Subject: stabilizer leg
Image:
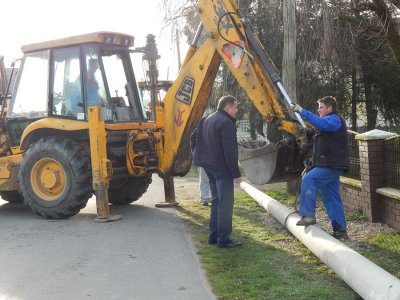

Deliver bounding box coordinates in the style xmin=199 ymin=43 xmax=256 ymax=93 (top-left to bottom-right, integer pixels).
xmin=155 ymin=176 xmax=179 ymax=208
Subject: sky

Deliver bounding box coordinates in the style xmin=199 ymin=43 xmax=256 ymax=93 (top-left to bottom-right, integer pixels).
xmin=1 ymin=0 xmax=185 ymax=80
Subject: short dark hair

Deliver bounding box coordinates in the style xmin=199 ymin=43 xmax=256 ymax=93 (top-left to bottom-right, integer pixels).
xmin=217 ymin=95 xmax=237 ymax=110
xmin=318 ymin=96 xmax=337 ymax=110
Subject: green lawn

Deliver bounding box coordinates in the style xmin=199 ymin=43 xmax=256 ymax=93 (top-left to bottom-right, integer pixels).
xmin=177 ymin=190 xmax=362 ymax=299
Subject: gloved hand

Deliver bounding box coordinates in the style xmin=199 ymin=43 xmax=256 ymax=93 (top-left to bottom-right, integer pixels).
xmin=292 ymin=103 xmax=303 ymax=113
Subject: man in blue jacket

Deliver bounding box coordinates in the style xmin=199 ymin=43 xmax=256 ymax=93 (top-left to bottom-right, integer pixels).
xmin=293 ymin=96 xmax=349 ymax=239
xmin=190 ymin=95 xmax=242 ymax=248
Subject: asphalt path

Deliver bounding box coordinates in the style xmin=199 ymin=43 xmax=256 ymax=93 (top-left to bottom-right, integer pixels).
xmin=0 ymin=175 xmax=215 ymax=300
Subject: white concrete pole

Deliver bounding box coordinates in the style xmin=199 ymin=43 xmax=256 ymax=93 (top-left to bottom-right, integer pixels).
xmin=240 ymin=181 xmax=400 ymax=300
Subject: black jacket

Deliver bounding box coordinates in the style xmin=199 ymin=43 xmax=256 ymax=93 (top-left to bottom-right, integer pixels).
xmin=313 ymin=114 xmax=349 ymax=171
xmin=190 ymin=110 xmax=241 ymax=179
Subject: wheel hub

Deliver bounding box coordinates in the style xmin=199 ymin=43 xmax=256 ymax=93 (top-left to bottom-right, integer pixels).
xmin=31 ymin=158 xmax=66 ymax=201
xmin=41 ymin=169 xmax=60 ymax=189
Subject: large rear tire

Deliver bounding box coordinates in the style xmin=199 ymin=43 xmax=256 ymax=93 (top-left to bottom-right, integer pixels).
xmin=0 ymin=191 xmax=24 ymax=203
xmin=108 ymin=175 xmax=152 ymax=205
xmin=19 ymin=136 xmax=92 ymax=219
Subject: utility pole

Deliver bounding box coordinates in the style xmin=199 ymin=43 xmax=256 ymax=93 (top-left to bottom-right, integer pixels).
xmin=282 ymin=0 xmax=299 ymax=195
xmin=282 ymin=0 xmax=297 ymax=102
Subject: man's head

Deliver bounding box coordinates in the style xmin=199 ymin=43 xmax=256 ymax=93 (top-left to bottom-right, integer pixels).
xmin=317 ymin=96 xmax=336 ymax=117
xmin=217 ymin=95 xmax=238 ymax=118
xmin=88 ymin=58 xmax=99 ymax=73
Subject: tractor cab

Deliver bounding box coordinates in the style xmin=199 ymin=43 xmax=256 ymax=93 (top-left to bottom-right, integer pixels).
xmin=5 ymin=32 xmax=149 ymax=146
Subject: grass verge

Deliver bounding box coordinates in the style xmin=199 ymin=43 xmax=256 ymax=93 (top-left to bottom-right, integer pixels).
xmin=177 ymin=189 xmax=363 ymax=299
xmin=263 ymin=189 xmax=400 ymax=279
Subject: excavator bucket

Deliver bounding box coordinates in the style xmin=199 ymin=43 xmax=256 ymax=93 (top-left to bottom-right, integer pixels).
xmin=238 ymin=139 xmax=304 ymax=185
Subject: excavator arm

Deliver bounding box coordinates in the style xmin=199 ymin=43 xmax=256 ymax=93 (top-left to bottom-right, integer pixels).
xmin=159 ymin=0 xmax=310 ymax=183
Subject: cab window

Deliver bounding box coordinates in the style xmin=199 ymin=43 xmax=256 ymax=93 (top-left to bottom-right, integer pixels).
xmin=51 ymin=47 xmax=84 ymax=119
xmin=8 ymin=51 xmax=49 ymax=119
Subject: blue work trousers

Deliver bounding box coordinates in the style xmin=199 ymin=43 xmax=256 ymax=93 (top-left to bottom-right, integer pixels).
xmin=299 ymin=167 xmax=347 ymax=232
xmin=204 ymin=168 xmax=234 ymax=245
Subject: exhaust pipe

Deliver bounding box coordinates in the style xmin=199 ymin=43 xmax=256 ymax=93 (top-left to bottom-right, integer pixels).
xmin=240 ymin=181 xmax=400 ymax=300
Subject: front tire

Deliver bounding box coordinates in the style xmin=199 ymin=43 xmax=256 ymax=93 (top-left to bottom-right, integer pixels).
xmin=19 ymin=136 xmax=92 ymax=219
xmin=108 ymin=175 xmax=152 ymax=205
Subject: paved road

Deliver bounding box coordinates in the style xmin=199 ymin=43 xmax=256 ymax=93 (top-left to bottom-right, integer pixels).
xmin=0 ymin=175 xmax=215 ymax=300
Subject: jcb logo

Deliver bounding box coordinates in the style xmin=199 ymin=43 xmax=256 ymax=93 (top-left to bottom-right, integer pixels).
xmin=175 ymin=77 xmax=194 ymax=104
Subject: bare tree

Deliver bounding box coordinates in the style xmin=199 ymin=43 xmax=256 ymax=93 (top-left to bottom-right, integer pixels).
xmin=349 ymin=0 xmax=400 ymax=64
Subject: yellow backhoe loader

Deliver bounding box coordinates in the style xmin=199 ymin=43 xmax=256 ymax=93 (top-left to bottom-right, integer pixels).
xmin=0 ymin=0 xmax=311 ymax=220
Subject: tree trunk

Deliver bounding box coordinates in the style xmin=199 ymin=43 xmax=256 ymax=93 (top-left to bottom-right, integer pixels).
xmin=364 ymin=77 xmax=378 ymax=131
xmin=351 ymin=62 xmax=358 ymax=132
xmin=361 ymin=63 xmax=378 ymax=131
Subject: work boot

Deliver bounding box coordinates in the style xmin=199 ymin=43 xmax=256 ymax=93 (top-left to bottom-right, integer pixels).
xmin=296 ymin=216 xmax=316 ymax=227
xmin=333 ymin=230 xmax=348 ymax=240
xmin=218 ymin=240 xmax=242 ymax=248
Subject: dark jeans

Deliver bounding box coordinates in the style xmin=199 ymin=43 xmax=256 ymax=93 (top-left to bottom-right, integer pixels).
xmin=204 ymin=168 xmax=234 ymax=245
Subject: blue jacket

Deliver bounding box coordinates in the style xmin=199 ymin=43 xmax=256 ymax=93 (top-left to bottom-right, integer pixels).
xmin=190 ymin=110 xmax=241 ymax=179
xmin=300 ymin=109 xmax=342 ymax=132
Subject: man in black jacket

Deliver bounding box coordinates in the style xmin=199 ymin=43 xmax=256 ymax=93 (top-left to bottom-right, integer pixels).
xmin=190 ymin=95 xmax=242 ymax=248
xmin=293 ymin=96 xmax=349 ymax=239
